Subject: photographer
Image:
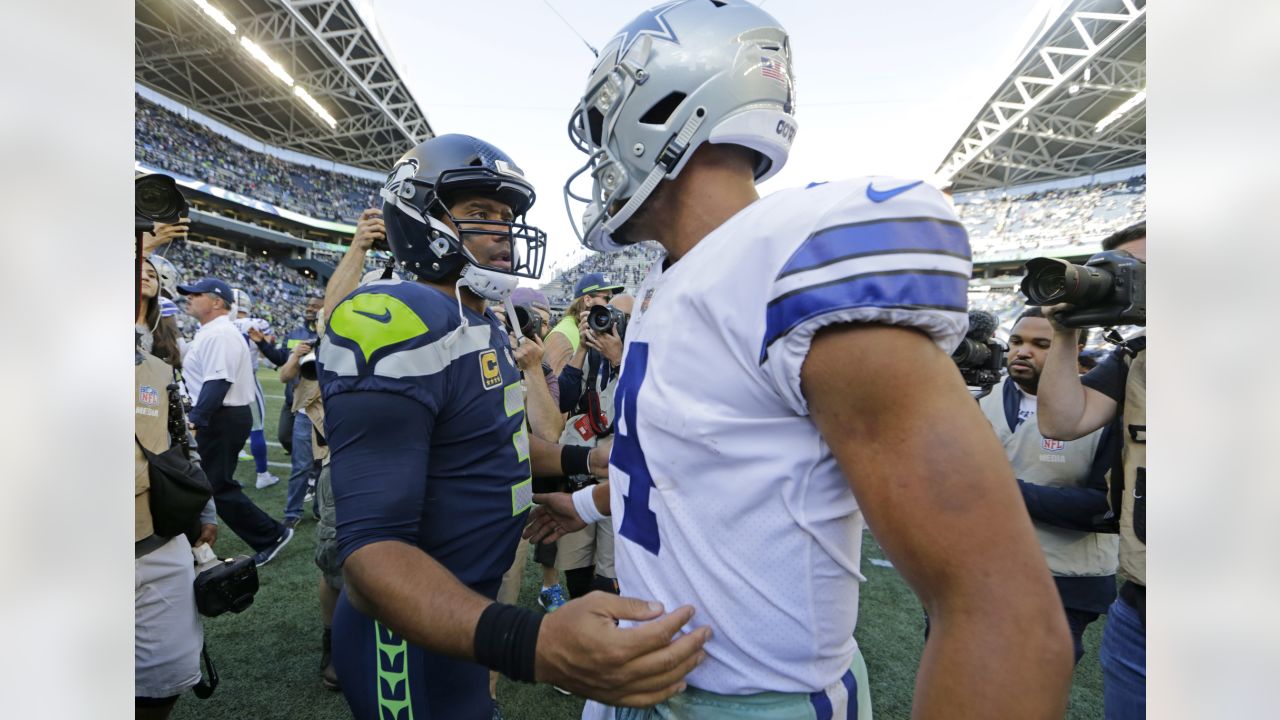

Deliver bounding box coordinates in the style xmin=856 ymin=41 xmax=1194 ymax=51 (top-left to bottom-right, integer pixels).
xmin=977 ymin=307 xmax=1118 ymax=666
xmin=550 ymin=294 xmax=633 ymax=601
xmin=542 ymin=272 xmax=623 ymax=375
xmin=1035 ymin=222 xmax=1146 ymax=719
xmin=135 ymin=260 xmax=215 ymax=717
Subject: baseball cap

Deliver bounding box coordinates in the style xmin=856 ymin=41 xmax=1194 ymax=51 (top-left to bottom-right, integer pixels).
xmin=573 ymin=272 xmax=624 ymax=299
xmin=510 ymin=287 xmax=550 ymax=311
xmin=177 ymin=277 xmax=235 ymax=307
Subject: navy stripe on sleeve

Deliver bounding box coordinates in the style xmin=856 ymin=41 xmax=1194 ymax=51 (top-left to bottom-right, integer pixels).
xmin=760 ymin=269 xmax=968 ymax=362
xmin=777 ymin=217 xmax=970 ymax=280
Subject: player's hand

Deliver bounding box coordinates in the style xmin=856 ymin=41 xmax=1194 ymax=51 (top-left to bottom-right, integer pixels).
xmin=535 ymin=594 xmax=709 ymax=707
xmin=584 ymin=327 xmax=623 ymax=367
xmin=524 ymin=492 xmax=585 ymax=544
xmin=588 ymin=439 xmax=612 ymax=478
xmin=195 ymin=523 xmax=217 ymax=548
xmin=352 ymin=208 xmax=385 ymax=250
xmin=292 ymin=341 xmax=313 ymax=358
xmin=510 ymin=332 xmax=544 ymax=373
xmin=247 ymin=327 xmax=266 ymax=343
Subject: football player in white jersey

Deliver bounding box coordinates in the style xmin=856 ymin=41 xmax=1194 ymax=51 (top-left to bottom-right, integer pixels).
xmin=530 ymin=2 xmax=1073 ymax=718
xmin=232 ymin=288 xmax=281 ymax=490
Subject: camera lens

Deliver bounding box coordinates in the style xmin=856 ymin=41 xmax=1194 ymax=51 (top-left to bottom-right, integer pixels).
xmin=135 ymin=174 xmax=189 ymax=223
xmin=587 ymin=305 xmax=614 ymax=333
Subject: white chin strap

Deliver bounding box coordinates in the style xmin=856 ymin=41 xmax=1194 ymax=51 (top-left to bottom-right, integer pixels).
xmin=457 ymin=263 xmax=519 ymax=302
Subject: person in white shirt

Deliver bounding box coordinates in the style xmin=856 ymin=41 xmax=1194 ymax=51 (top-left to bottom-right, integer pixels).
xmin=231 ymin=287 xmax=282 ymax=490
xmin=179 ymin=277 xmax=293 ymax=567
xmin=527 ymin=2 xmax=1073 ymax=718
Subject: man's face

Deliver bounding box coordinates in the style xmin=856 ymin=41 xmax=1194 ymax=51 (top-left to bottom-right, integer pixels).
xmin=185 ymin=292 xmax=217 ymax=321
xmin=1114 ymin=236 xmax=1146 ymax=262
xmin=446 ymin=195 xmax=516 ymax=271
xmin=582 ymin=291 xmax=612 ymax=309
xmin=1006 ymin=316 xmax=1057 ymax=392
xmin=533 ymin=307 xmax=552 ymax=338
xmin=304 ymin=298 xmax=323 ymax=322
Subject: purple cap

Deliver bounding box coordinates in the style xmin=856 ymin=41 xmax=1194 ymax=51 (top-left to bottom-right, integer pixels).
xmin=510 ymin=287 xmax=550 ymax=310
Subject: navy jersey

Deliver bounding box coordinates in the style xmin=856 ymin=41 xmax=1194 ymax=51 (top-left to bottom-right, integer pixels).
xmin=317 ymin=279 xmax=531 ymax=592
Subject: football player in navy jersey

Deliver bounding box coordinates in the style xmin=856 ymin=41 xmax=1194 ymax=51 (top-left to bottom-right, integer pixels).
xmin=530 ymin=1 xmax=1074 ymax=718
xmin=317 ymin=135 xmax=708 ymax=720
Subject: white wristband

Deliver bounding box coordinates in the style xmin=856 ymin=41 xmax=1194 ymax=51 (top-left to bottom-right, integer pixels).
xmin=571 ymin=485 xmax=606 ymax=526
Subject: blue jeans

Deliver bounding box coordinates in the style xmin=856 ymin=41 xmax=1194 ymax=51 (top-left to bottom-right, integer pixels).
xmin=1100 ymin=595 xmax=1146 ymax=719
xmin=284 ymin=412 xmax=314 ymax=522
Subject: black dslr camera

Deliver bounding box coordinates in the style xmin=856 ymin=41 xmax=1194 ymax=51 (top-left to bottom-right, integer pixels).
xmin=1020 ymin=250 xmax=1146 ymax=328
xmin=952 ymin=310 xmax=1007 ymax=397
xmin=194 ymin=557 xmax=260 ymax=617
xmin=503 ymin=303 xmax=544 ymax=339
xmin=587 ymin=304 xmax=628 ymax=341
xmin=135 ymin=173 xmax=189 ymax=231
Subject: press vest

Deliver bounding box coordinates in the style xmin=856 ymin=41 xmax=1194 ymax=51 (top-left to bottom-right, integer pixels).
xmin=979 ymin=380 xmax=1118 ymax=578
xmin=1118 ymin=349 xmax=1146 ymax=585
xmin=134 ymin=352 xmax=174 ymax=542
xmin=548 ymin=314 xmax=581 ymax=354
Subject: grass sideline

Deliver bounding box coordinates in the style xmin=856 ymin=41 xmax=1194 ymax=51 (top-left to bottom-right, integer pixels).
xmin=173 ymin=370 xmax=1105 ymax=720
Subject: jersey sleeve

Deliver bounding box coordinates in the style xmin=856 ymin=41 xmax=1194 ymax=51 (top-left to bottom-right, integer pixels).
xmin=316 ymin=280 xmax=466 ymax=411
xmin=758 ymin=180 xmax=971 ymax=415
xmin=317 ymin=281 xmax=460 ymax=561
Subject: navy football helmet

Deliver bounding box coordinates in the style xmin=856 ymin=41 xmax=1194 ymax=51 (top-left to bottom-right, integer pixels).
xmin=381 ymin=134 xmax=547 ymax=300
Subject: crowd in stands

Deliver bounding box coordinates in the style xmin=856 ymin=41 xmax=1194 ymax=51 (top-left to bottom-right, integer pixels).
xmin=538 ymin=242 xmax=664 ymax=307
xmin=954 ymin=175 xmax=1146 ymax=258
xmin=159 ymin=241 xmax=323 ymax=339
xmin=136 ymin=96 xmax=381 ymax=224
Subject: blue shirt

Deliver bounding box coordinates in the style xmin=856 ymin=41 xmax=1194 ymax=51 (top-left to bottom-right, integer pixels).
xmin=317 ymin=280 xmax=531 ymax=592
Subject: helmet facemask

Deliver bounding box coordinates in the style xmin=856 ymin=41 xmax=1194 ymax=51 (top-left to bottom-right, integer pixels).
xmin=382 ymin=159 xmax=547 ymax=298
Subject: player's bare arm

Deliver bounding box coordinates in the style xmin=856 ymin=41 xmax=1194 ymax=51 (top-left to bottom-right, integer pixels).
xmin=344 ymin=538 xmax=707 ymax=707
xmin=1036 ymin=303 xmax=1118 ymax=440
xmin=803 ymin=323 xmax=1073 ymax=719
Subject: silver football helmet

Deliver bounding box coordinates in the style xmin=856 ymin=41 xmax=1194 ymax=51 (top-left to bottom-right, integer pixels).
xmin=565 ymin=0 xmax=797 ymax=252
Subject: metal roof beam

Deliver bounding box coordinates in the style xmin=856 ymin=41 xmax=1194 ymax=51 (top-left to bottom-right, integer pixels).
xmin=936 ymin=0 xmax=1145 ymax=185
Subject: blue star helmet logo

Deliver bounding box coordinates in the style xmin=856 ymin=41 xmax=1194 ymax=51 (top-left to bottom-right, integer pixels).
xmin=612 ymin=1 xmax=683 ymax=62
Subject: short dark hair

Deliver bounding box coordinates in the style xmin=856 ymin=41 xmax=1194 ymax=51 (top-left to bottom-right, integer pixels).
xmin=1101 ymin=221 xmax=1145 ymax=251
xmin=1014 ymin=306 xmax=1087 ymax=346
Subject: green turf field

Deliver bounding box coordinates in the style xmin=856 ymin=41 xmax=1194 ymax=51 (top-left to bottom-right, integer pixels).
xmin=173 ymin=369 xmax=1105 ymax=720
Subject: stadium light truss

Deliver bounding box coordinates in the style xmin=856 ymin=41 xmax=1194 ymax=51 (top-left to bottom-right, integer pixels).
xmin=1095 ymin=89 xmax=1145 ymax=132
xmin=190 ymin=0 xmax=235 ymax=34
xmin=183 ymin=0 xmax=341 ymax=132
xmin=936 ymin=0 xmax=1146 ymax=190
xmin=138 ymin=0 xmax=430 ymax=168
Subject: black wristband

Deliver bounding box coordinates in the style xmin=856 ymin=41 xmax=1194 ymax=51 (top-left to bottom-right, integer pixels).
xmin=473 ymin=603 xmax=543 ymax=683
xmin=561 ymin=445 xmax=592 ymax=477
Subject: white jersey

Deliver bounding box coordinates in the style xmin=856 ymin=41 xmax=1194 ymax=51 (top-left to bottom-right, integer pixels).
xmin=233 ymin=317 xmax=272 ymax=366
xmin=608 ymin=177 xmax=970 ymax=695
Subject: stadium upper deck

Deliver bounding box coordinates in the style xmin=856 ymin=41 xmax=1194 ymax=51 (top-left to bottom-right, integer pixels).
xmin=135 ymin=0 xmax=430 ymax=170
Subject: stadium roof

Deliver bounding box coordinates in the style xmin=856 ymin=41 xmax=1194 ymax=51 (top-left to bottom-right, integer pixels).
xmin=135 ymin=0 xmax=432 ymax=170
xmin=936 ymin=0 xmax=1145 ymax=192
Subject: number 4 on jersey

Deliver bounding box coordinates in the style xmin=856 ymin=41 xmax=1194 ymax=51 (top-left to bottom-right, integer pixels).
xmin=614 ymin=342 xmax=660 ymax=555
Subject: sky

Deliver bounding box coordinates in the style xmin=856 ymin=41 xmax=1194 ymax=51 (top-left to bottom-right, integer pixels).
xmin=349 ymin=0 xmax=1064 ymax=280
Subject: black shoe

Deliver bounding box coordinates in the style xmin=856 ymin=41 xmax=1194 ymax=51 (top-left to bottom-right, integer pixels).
xmin=253 ymin=526 xmax=294 ymax=567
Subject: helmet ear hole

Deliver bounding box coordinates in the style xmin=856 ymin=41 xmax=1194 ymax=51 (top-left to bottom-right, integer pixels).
xmin=639 ymin=92 xmax=687 ymax=126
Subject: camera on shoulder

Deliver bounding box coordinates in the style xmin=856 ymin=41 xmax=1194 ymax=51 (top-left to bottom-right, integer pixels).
xmin=1020 ymin=250 xmax=1146 ymax=328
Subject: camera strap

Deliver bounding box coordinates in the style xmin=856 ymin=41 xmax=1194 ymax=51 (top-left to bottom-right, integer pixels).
xmin=191 ymin=642 xmax=219 ymax=699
